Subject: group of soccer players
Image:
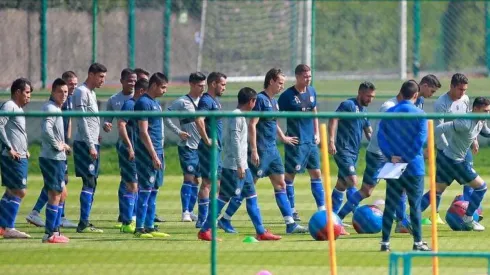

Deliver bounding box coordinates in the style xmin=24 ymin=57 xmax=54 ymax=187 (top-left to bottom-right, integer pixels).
xmin=0 ymin=63 xmax=487 ymax=247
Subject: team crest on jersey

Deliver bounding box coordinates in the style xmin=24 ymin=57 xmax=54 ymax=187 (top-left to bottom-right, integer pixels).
xmin=61 ymin=181 xmax=66 ymax=188
xmin=276 ymin=103 xmax=279 ymax=110
xmin=22 ymin=178 xmax=27 ymax=186
xmin=187 ymin=165 xmax=194 ymax=172
xmin=349 ymin=166 xmax=355 ymax=173
xmin=355 ymin=106 xmax=360 ymax=113
xmin=149 ymin=176 xmax=155 ymax=183
xmin=310 ymin=96 xmax=314 ymax=103
xmin=235 ymin=188 xmax=241 ymax=196
xmin=471 ymin=168 xmax=476 ymax=173
xmin=257 ymin=170 xmax=263 ymax=177
xmin=89 ymin=164 xmax=95 ymax=172
xmin=294 ymin=96 xmax=301 ymax=104
xmin=295 ymin=164 xmax=301 ymax=171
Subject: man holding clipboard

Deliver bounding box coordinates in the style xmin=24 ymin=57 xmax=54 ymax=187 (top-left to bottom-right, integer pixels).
xmin=377 ymin=80 xmax=431 ymax=252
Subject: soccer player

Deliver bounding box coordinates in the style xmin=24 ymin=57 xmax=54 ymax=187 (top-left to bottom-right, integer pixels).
xmin=117 ymin=78 xmax=148 ymax=233
xmin=73 ymin=62 xmax=106 ymax=233
xmin=27 ymin=71 xmax=79 ymax=228
xmin=277 ymin=64 xmax=325 ymax=221
xmin=419 ymin=97 xmax=490 ymax=231
xmin=195 ymin=72 xmax=226 ymax=228
xmin=336 ymin=75 xmax=441 ymax=232
xmin=102 ymin=68 xmax=137 ymax=225
xmin=218 ymin=68 xmax=308 ymax=234
xmin=197 ymin=87 xmax=281 ymax=241
xmin=39 ymin=78 xmax=71 ymax=243
xmin=0 ymin=78 xmax=32 ymax=238
xmin=164 ymin=72 xmax=206 ymax=222
xmin=328 ymin=82 xmax=375 ymax=222
xmin=135 ymin=68 xmax=150 ymax=81
xmin=378 ymin=80 xmax=430 ymax=252
xmin=133 ymin=72 xmax=170 ymax=238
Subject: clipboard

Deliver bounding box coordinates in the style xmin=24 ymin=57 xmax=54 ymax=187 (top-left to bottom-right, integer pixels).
xmin=377 ymin=163 xmax=408 ymax=179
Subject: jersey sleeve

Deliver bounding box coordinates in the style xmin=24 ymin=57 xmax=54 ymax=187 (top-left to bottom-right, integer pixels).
xmin=105 ymin=96 xmax=114 ymax=124
xmin=310 ymin=88 xmax=317 ymax=109
xmin=253 ymin=96 xmax=265 ymax=111
xmin=0 ymin=103 xmax=13 ymax=150
xmin=336 ymin=100 xmax=354 ymax=112
xmin=453 ymin=119 xmax=471 ymax=132
xmin=197 ymin=97 xmax=213 ymax=111
xmin=134 ymin=99 xmax=152 ymax=121
xmin=164 ymin=98 xmax=185 ymax=136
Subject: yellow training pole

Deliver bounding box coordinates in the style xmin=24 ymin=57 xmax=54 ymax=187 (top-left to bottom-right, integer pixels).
xmin=320 ymin=123 xmax=337 ymax=275
xmin=427 ymin=120 xmax=439 ymax=275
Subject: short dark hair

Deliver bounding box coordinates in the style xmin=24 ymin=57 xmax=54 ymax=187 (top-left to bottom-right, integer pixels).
xmin=473 ymin=96 xmax=490 ymax=109
xmin=264 ymin=68 xmax=285 ymax=89
xmin=134 ymin=68 xmax=150 ymax=77
xmin=120 ymin=68 xmax=136 ymax=80
xmin=294 ymin=64 xmax=311 ymax=75
xmin=420 ymin=74 xmax=441 ymax=88
xmin=149 ymin=72 xmax=168 ymax=87
xmin=399 ymin=80 xmax=420 ymax=100
xmin=88 ymin=62 xmax=107 ymax=74
xmin=10 ymin=78 xmax=33 ymax=95
xmin=61 ymin=71 xmax=77 ymax=80
xmin=450 ymin=73 xmax=468 ymax=87
xmin=189 ymin=72 xmax=206 ymax=84
xmin=237 ymin=87 xmax=257 ymax=106
xmin=358 ymin=81 xmax=375 ymax=92
xmin=135 ymin=78 xmax=149 ymax=92
xmin=51 ymin=78 xmax=67 ymax=92
xmin=207 ymin=72 xmax=227 ymax=85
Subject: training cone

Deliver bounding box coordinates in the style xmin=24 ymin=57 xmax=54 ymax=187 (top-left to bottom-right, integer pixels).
xmin=421 ymin=218 xmax=432 ymax=225
xmin=243 ymin=236 xmax=259 ymax=243
xmin=256 ymin=270 xmax=272 ymax=275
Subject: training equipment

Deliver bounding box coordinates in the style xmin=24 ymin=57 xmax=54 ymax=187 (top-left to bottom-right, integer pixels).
xmin=452 ymin=194 xmax=483 ymax=219
xmin=445 ymin=200 xmax=480 ymax=231
xmin=308 ymin=210 xmax=342 ymax=241
xmin=352 ymin=205 xmax=383 ymax=234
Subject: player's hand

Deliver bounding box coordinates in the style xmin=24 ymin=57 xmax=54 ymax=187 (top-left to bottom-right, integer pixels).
xmin=204 ymin=137 xmax=212 ymax=146
xmin=26 ymin=151 xmax=30 ymax=159
xmin=152 ymin=155 xmax=162 ymax=169
xmin=472 ymin=140 xmax=479 ymax=154
xmin=63 ymin=144 xmax=71 ymax=153
xmin=98 ymin=136 xmax=102 ymax=143
xmin=283 ymin=136 xmax=299 ymax=146
xmin=237 ymin=167 xmax=245 ymax=179
xmin=179 ymin=131 xmax=191 ymax=141
xmin=391 ymin=156 xmax=402 ymax=164
xmin=328 ymin=141 xmax=336 ymax=155
xmin=8 ymin=149 xmax=21 ymax=161
xmin=314 ymin=134 xmax=320 ymax=145
xmin=89 ymin=147 xmax=98 ymax=160
xmin=128 ymin=148 xmax=135 ymax=161
xmin=103 ymin=122 xmax=112 ymax=133
xmin=251 ymin=150 xmax=260 ymax=167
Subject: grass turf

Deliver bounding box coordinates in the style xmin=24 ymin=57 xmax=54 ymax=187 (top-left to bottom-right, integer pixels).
xmin=1 ymin=145 xmax=490 ymax=274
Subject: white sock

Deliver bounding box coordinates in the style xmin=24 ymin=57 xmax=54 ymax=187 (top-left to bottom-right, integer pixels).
xmin=318 ymin=206 xmax=326 ymax=211
xmin=284 ymin=216 xmax=295 ymax=224
xmin=223 ymin=213 xmax=232 ymax=220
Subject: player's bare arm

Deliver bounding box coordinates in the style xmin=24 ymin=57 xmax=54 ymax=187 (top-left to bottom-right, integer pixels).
xmin=138 ymin=120 xmax=161 ymax=169
xmin=327 ymin=117 xmax=338 ymax=155
xmin=248 ymin=117 xmax=260 ymax=166
xmin=364 ymin=126 xmax=373 ymax=141
xmin=313 ymin=107 xmax=320 ymax=144
xmin=117 ymin=119 xmax=134 ymax=161
xmin=276 ymin=122 xmax=298 ymax=145
xmin=195 ymin=117 xmax=211 ymax=146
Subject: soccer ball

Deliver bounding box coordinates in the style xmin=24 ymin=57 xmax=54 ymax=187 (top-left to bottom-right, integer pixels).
xmin=452 ymin=194 xmax=483 ymax=219
xmin=308 ymin=210 xmax=342 ymax=241
xmin=352 ymin=205 xmax=383 ymax=234
xmin=445 ymin=199 xmax=480 ymax=231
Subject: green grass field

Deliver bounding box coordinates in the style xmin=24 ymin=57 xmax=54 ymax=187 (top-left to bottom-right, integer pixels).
xmin=1 ymin=145 xmax=490 ymax=275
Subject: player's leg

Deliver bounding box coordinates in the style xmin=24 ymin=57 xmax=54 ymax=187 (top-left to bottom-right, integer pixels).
xmin=134 ymin=157 xmax=153 ymax=238
xmin=196 ymin=144 xmax=213 ymax=227
xmin=460 ymin=164 xmax=486 ymax=231
xmin=60 ymin=160 xmax=76 ymax=228
xmin=0 ymin=157 xmax=30 ymax=238
xmin=403 ymin=175 xmax=430 ymax=251
xmin=26 ymin=186 xmax=47 ymax=227
xmin=284 ymin=143 xmax=308 ymax=221
xmin=189 ymin=176 xmax=200 ymax=220
xmin=331 ymin=153 xmax=357 ymax=214
xmin=144 ymin=154 xmax=170 ymax=238
xmin=421 ymin=153 xmax=454 ymax=213
xmin=119 ymin=151 xmax=138 ymax=233
xmin=380 ymin=178 xmax=403 ymax=252
xmin=463 ymin=150 xmax=474 ymax=201
xmin=306 ymin=144 xmax=326 ymax=211
xmin=179 ymin=146 xmax=200 ymax=222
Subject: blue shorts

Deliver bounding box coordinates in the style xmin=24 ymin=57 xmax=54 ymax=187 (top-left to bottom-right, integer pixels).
xmin=136 ymin=153 xmax=164 ymax=189
xmin=64 ymin=160 xmax=68 ymax=175
xmin=0 ymin=156 xmax=28 ymax=190
xmin=465 ymin=150 xmax=473 ymax=166
xmin=436 ymin=151 xmax=477 ymax=185
xmin=178 ymin=146 xmax=200 ymax=177
xmin=73 ymin=141 xmax=100 ymax=178
xmin=220 ymin=168 xmax=256 ymax=199
xmin=284 ymin=143 xmax=320 ymax=174
xmin=334 ymin=153 xmax=358 ymax=179
xmin=198 ymin=142 xmax=222 ymax=180
xmin=117 ymin=143 xmax=137 ymax=183
xmin=248 ymin=146 xmax=285 ymax=178
xmin=362 ymin=151 xmax=386 ymax=186
xmin=39 ymin=157 xmax=66 ymax=193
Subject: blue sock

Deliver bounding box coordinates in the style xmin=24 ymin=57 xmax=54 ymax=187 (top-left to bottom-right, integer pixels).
xmin=33 ymin=187 xmax=48 ymax=213
xmin=338 ymin=190 xmax=363 ymax=219
xmin=224 ymin=195 xmax=243 ymax=219
xmin=198 ymin=198 xmax=210 ymax=222
xmin=467 ymin=183 xmax=487 ymax=216
xmin=420 ymin=191 xmax=442 ymax=212
xmin=181 ymin=181 xmax=192 ymax=213
xmin=6 ymin=195 xmax=22 ymax=228
xmin=0 ymin=193 xmax=10 ymax=227
xmin=45 ymin=204 xmax=59 ymax=234
xmin=57 ymin=202 xmax=64 ymax=229
xmin=311 ymin=178 xmax=325 ymax=209
xmin=332 ymin=188 xmax=344 ymax=214
xmin=136 ymin=189 xmax=151 ymax=229
xmin=285 ymin=180 xmax=295 ymax=210
xmin=274 ymin=189 xmax=293 ymax=222
xmin=246 ymin=195 xmax=265 ymax=235
xmin=346 ymin=187 xmax=357 ymax=201
xmin=79 ymin=187 xmax=94 ymax=223
xmin=133 ymin=192 xmax=138 ymax=218
xmin=144 ymin=189 xmax=158 ymax=229
xmin=395 ymin=193 xmax=408 ymax=221
xmin=118 ymin=181 xmax=125 ymax=220
xmin=201 ymin=196 xmax=227 ymax=231
xmin=189 ymin=184 xmax=199 ymax=213
xmin=463 ymin=185 xmax=474 ymax=201
xmin=120 ymin=187 xmax=135 ymax=224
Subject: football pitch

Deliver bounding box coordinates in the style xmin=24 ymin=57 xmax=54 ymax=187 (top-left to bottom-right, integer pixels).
xmin=1 ymin=146 xmax=490 ymax=275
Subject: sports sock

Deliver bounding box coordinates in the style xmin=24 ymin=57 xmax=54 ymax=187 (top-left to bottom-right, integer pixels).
xmin=311 ymin=178 xmax=325 ymax=209
xmin=285 ymin=180 xmax=295 ymax=210
xmin=79 ymin=187 xmax=94 ymax=223
xmin=136 ymin=189 xmax=151 ymax=229
xmin=395 ymin=192 xmax=408 ymax=221
xmin=117 ymin=181 xmax=125 ymax=220
xmin=467 ymin=183 xmax=487 ymax=216
xmin=420 ymin=191 xmax=442 ymax=212
xmin=201 ymin=196 xmax=227 ymax=232
xmin=198 ymin=198 xmax=210 ymax=222
xmin=274 ymin=188 xmax=294 ymax=224
xmin=463 ymin=185 xmax=474 ymax=201
xmin=5 ymin=194 xmax=21 ymax=228
xmin=121 ymin=187 xmax=135 ymax=224
xmin=144 ymin=189 xmax=158 ymax=229
xmin=338 ymin=190 xmax=363 ymax=219
xmin=181 ymin=181 xmax=192 ymax=213
xmin=245 ymin=195 xmax=265 ymax=235
xmin=189 ymin=183 xmax=199 ymax=212
xmin=33 ymin=187 xmax=48 ymax=213
xmin=132 ymin=192 xmax=138 ymax=218
xmin=0 ymin=193 xmax=10 ymax=227
xmin=45 ymin=204 xmax=59 ymax=234
xmin=331 ymin=188 xmax=345 ymax=213
xmin=57 ymin=202 xmax=64 ymax=229
xmin=224 ymin=195 xmax=243 ymax=220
